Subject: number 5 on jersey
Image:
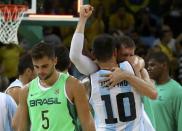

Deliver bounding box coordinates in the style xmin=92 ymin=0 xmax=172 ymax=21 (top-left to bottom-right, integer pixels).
xmin=41 ymin=110 xmax=49 ymax=129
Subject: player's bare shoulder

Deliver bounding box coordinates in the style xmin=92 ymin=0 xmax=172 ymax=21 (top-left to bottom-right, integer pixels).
xmin=81 ymin=77 xmax=91 ymax=89
xmin=19 ymin=84 xmax=29 ymax=99
xmin=66 ymin=75 xmax=82 ymax=88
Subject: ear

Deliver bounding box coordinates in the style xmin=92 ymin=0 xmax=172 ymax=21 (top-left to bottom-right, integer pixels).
xmin=24 ymin=68 xmax=32 ymax=75
xmin=162 ymin=62 xmax=168 ymax=69
xmin=91 ymin=50 xmax=96 ymax=60
xmin=54 ymin=57 xmax=57 ymax=65
xmin=113 ymin=48 xmax=117 ymax=58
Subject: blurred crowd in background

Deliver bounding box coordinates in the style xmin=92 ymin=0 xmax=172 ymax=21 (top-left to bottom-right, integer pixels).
xmin=0 ymin=0 xmax=182 ymax=91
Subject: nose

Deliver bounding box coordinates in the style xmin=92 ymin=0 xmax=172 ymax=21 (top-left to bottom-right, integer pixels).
xmin=147 ymin=65 xmax=152 ymax=72
xmin=36 ymin=67 xmax=44 ymax=75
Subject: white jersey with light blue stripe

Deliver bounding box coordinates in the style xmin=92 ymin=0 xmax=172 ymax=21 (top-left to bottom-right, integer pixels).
xmin=5 ymin=79 xmax=23 ymax=94
xmin=90 ymin=61 xmax=154 ymax=131
xmin=0 ymin=93 xmax=17 ymax=131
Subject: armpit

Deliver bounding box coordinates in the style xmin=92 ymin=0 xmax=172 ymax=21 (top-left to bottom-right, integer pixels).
xmin=81 ymin=77 xmax=91 ymax=89
xmin=81 ymin=77 xmax=91 ymax=98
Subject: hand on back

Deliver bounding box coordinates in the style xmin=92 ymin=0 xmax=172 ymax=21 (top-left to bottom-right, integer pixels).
xmin=99 ymin=67 xmax=129 ymax=87
xmin=99 ymin=56 xmax=145 ymax=87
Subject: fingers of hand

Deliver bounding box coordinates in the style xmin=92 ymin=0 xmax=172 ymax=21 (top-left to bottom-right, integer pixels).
xmin=111 ymin=67 xmax=116 ymax=72
xmin=84 ymin=5 xmax=93 ymax=12
xmin=110 ymin=80 xmax=116 ymax=87
xmin=89 ymin=6 xmax=94 ymax=11
xmin=100 ymin=73 xmax=111 ymax=77
xmin=98 ymin=77 xmax=110 ymax=83
xmin=102 ymin=79 xmax=113 ymax=88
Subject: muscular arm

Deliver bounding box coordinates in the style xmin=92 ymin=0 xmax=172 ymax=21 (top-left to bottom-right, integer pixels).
xmin=81 ymin=77 xmax=91 ymax=99
xmin=17 ymin=86 xmax=30 ymax=131
xmin=124 ymin=57 xmax=157 ymax=99
xmin=6 ymin=87 xmax=21 ymax=104
xmin=66 ymin=77 xmax=95 ymax=131
xmin=101 ymin=62 xmax=157 ymax=99
xmin=12 ymin=105 xmax=20 ymax=130
xmin=133 ymin=68 xmax=157 ymax=99
xmin=123 ymin=70 xmax=157 ymax=99
xmin=69 ymin=5 xmax=98 ymax=75
xmin=127 ymin=56 xmax=145 ymax=78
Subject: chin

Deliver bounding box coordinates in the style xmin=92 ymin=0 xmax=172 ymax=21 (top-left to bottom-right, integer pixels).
xmin=39 ymin=76 xmax=45 ymax=80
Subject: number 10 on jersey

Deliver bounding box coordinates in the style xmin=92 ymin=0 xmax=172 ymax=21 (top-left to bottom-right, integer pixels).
xmin=101 ymin=92 xmax=136 ymax=124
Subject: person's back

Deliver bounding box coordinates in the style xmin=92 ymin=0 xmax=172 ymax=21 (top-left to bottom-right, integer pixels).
xmin=90 ymin=61 xmax=144 ymax=130
xmin=88 ymin=34 xmax=154 ymax=131
xmin=0 ymin=92 xmax=17 ymax=131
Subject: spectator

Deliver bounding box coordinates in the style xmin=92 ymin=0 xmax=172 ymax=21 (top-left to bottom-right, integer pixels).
xmin=145 ymin=51 xmax=182 ymax=131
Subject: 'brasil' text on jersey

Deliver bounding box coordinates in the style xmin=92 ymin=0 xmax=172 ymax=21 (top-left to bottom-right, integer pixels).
xmin=29 ymin=98 xmax=61 ymax=107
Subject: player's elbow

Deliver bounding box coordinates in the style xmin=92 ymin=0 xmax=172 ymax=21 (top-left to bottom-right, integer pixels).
xmin=12 ymin=117 xmax=18 ymax=130
xmin=69 ymin=54 xmax=92 ymax=75
xmin=82 ymin=119 xmax=96 ymax=131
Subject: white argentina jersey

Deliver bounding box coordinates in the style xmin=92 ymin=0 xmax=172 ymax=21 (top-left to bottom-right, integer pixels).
xmin=0 ymin=93 xmax=17 ymax=131
xmin=90 ymin=61 xmax=149 ymax=131
xmin=5 ymin=79 xmax=23 ymax=94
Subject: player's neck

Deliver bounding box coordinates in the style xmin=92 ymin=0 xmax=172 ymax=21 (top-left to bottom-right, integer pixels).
xmin=19 ymin=75 xmax=29 ymax=85
xmin=97 ymin=59 xmax=118 ymax=70
xmin=156 ymin=71 xmax=171 ymax=85
xmin=40 ymin=71 xmax=59 ymax=87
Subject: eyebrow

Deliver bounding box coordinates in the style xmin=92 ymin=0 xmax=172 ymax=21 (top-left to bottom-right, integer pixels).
xmin=34 ymin=64 xmax=49 ymax=68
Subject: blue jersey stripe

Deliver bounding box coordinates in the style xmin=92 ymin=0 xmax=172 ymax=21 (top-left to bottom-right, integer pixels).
xmin=0 ymin=93 xmax=16 ymax=131
xmin=98 ymin=70 xmax=117 ymax=130
xmin=119 ymin=62 xmax=134 ymax=131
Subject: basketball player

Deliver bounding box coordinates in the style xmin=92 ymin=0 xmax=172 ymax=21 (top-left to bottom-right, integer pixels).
xmin=82 ymin=34 xmax=155 ymax=130
xmin=17 ymin=42 xmax=95 ymax=131
xmin=70 ymin=5 xmax=157 ymax=99
xmin=5 ymin=53 xmax=35 ymax=104
xmin=0 ymin=54 xmax=16 ymax=131
xmin=54 ymin=45 xmax=71 ymax=73
xmin=0 ymin=92 xmax=17 ymax=131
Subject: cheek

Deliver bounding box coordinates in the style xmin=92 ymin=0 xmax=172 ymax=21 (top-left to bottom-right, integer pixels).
xmin=152 ymin=67 xmax=161 ymax=75
xmin=34 ymin=68 xmax=38 ymax=73
xmin=32 ymin=71 xmax=36 ymax=77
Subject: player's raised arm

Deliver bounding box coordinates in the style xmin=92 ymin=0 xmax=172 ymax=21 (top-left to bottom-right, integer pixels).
xmin=69 ymin=5 xmax=98 ymax=75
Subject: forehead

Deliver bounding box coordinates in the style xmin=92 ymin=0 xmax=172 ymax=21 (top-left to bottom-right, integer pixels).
xmin=32 ymin=56 xmax=53 ymax=64
xmin=119 ymin=47 xmax=135 ymax=53
xmin=147 ymin=59 xmax=160 ymax=65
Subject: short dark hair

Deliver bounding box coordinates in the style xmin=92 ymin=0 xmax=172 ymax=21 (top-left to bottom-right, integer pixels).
xmin=31 ymin=42 xmax=55 ymax=60
xmin=55 ymin=45 xmax=70 ymax=71
xmin=147 ymin=51 xmax=170 ymax=67
xmin=18 ymin=53 xmax=34 ymax=75
xmin=92 ymin=34 xmax=116 ymax=62
xmin=116 ymin=35 xmax=136 ymax=49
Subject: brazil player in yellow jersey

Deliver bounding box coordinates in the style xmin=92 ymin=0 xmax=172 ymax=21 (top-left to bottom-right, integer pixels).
xmin=17 ymin=42 xmax=95 ymax=131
